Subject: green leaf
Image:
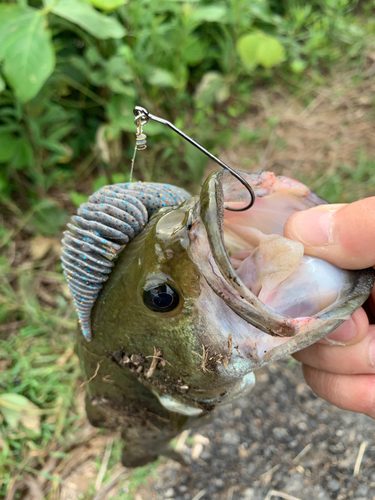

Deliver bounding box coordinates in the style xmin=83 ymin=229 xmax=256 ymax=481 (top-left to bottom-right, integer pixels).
xmin=190 ymin=5 xmax=227 ymax=23
xmin=45 ymin=0 xmax=126 ymax=40
xmin=117 ymin=44 xmax=134 ymax=63
xmin=0 ymin=393 xmax=41 ymax=434
xmin=85 ymin=46 xmax=103 ymax=65
xmin=0 ymin=5 xmax=55 ymax=102
xmin=0 ymin=75 xmax=5 ymax=94
xmin=11 ymin=137 xmax=34 ymax=169
xmin=69 ymin=191 xmax=88 ymax=207
xmin=290 ymin=59 xmax=307 ymax=74
xmin=256 ymin=36 xmax=285 ymax=68
xmin=184 ymin=36 xmax=205 ymax=65
xmin=92 ymin=176 xmax=109 ymax=192
xmin=236 ymin=32 xmax=285 ymax=70
xmin=87 ymin=0 xmax=127 ymax=10
xmin=70 ymin=55 xmax=92 ymax=79
xmin=147 ymin=68 xmax=177 ymax=88
xmin=194 ymin=72 xmax=229 ymax=106
xmin=107 ymin=94 xmax=135 ymax=132
xmin=0 ymin=5 xmax=26 ymax=59
xmin=29 ymin=200 xmax=68 ymax=236
xmin=236 ymin=33 xmax=262 ymax=70
xmin=0 ymin=133 xmax=19 ymax=163
xmin=108 ymin=80 xmax=136 ymax=95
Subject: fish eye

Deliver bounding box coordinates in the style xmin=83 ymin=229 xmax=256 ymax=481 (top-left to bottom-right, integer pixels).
xmin=143 ymin=284 xmax=180 ymax=312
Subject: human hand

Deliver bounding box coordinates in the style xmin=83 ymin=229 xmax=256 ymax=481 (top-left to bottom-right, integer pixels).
xmin=284 ymin=197 xmax=375 ymax=418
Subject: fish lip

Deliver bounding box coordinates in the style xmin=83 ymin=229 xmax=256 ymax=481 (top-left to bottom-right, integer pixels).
xmin=199 ymin=170 xmax=298 ymax=337
xmin=199 ymin=169 xmax=375 ymax=339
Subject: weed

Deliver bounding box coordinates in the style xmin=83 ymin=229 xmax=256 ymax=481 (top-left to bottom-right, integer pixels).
xmin=300 ymin=150 xmax=375 ymax=203
xmin=121 ymin=460 xmax=162 ymax=500
xmin=0 ymin=244 xmax=81 ymax=497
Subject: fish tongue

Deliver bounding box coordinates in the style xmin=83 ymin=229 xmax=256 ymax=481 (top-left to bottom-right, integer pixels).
xmin=235 ymin=233 xmax=304 ymax=300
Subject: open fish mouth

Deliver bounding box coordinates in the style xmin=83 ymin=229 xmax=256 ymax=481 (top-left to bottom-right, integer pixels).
xmin=68 ymin=171 xmax=374 ymax=417
xmin=151 ymin=170 xmax=375 ymax=414
xmin=190 ymin=170 xmax=374 ymax=365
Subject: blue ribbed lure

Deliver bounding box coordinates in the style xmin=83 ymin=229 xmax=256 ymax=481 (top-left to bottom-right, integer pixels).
xmin=61 ymin=182 xmax=190 ymax=340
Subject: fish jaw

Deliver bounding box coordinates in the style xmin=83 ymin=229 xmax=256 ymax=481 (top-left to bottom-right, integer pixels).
xmin=189 ymin=170 xmax=374 ymax=371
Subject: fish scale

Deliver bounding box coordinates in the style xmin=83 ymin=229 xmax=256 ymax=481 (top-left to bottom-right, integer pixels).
xmin=61 ymin=181 xmax=190 ymax=340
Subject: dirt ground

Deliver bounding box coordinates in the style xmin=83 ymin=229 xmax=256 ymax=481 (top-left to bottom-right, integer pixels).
xmin=13 ymin=68 xmax=375 ymax=500
xmin=129 ymin=359 xmax=375 ymax=500
xmin=56 ymin=360 xmax=375 ymax=500
xmin=214 ymin=69 xmax=375 ymax=183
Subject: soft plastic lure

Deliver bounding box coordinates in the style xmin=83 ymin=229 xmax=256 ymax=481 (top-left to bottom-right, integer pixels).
xmin=61 ymin=182 xmax=190 ymax=340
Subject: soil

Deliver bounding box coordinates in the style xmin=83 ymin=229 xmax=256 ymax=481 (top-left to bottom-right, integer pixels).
xmin=131 ymin=359 xmax=375 ymax=500
xmin=204 ymin=68 xmax=375 ymax=204
xmin=10 ymin=67 xmax=375 ymax=500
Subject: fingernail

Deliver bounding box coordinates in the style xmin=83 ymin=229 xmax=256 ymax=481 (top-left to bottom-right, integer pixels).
xmin=289 ymin=209 xmax=333 ymax=246
xmin=325 ymin=318 xmax=356 ymax=344
xmin=369 ymin=338 xmax=375 ymax=368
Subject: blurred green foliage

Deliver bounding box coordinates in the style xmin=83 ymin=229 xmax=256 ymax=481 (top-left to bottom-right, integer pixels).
xmin=0 ymin=0 xmax=369 ymax=220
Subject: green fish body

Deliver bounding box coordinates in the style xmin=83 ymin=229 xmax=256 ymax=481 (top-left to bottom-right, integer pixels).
xmin=65 ymin=171 xmax=374 ymax=466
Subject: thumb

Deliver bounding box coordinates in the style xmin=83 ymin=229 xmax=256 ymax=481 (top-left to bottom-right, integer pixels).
xmin=284 ymin=197 xmax=375 ymax=270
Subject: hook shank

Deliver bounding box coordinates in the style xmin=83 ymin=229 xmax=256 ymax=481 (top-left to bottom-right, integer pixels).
xmin=133 ymin=106 xmax=256 ymax=212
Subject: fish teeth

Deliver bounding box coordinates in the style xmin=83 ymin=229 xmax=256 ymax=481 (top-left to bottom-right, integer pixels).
xmin=61 ymin=182 xmax=190 ymax=341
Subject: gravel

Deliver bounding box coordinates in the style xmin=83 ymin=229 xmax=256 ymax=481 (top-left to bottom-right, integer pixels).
xmin=134 ymin=358 xmax=375 ymax=500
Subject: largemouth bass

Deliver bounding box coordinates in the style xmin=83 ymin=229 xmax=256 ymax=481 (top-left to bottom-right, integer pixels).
xmin=63 ymin=170 xmax=374 ymax=467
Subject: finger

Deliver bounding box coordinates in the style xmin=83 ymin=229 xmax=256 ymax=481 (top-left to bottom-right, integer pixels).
xmin=318 ymin=307 xmax=368 ymax=345
xmin=302 ymin=365 xmax=375 ymax=418
xmin=294 ymin=325 xmax=375 ymax=375
xmin=284 ymin=197 xmax=375 ymax=269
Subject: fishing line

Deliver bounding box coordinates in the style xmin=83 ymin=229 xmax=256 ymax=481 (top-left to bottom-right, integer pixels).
xmin=129 ymin=143 xmax=137 ymax=184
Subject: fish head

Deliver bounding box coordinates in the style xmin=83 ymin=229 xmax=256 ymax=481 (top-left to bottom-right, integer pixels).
xmin=85 ymin=171 xmax=373 ymax=415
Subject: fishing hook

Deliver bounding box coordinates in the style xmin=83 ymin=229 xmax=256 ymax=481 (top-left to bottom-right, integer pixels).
xmin=133 ymin=106 xmax=255 ymax=212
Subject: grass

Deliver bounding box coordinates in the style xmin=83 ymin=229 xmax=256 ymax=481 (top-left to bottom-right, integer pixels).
xmin=300 ymin=152 xmax=375 ymax=204
xmin=0 ymin=214 xmax=170 ymax=498
xmin=0 ymin=256 xmax=80 ymax=497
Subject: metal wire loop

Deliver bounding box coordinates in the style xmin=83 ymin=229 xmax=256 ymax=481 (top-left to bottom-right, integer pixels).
xmin=134 ymin=110 xmax=149 ymax=127
xmin=133 ymin=106 xmax=255 ymax=212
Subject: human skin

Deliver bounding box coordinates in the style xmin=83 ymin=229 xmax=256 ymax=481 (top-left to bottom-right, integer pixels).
xmin=284 ymin=197 xmax=375 ymax=418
